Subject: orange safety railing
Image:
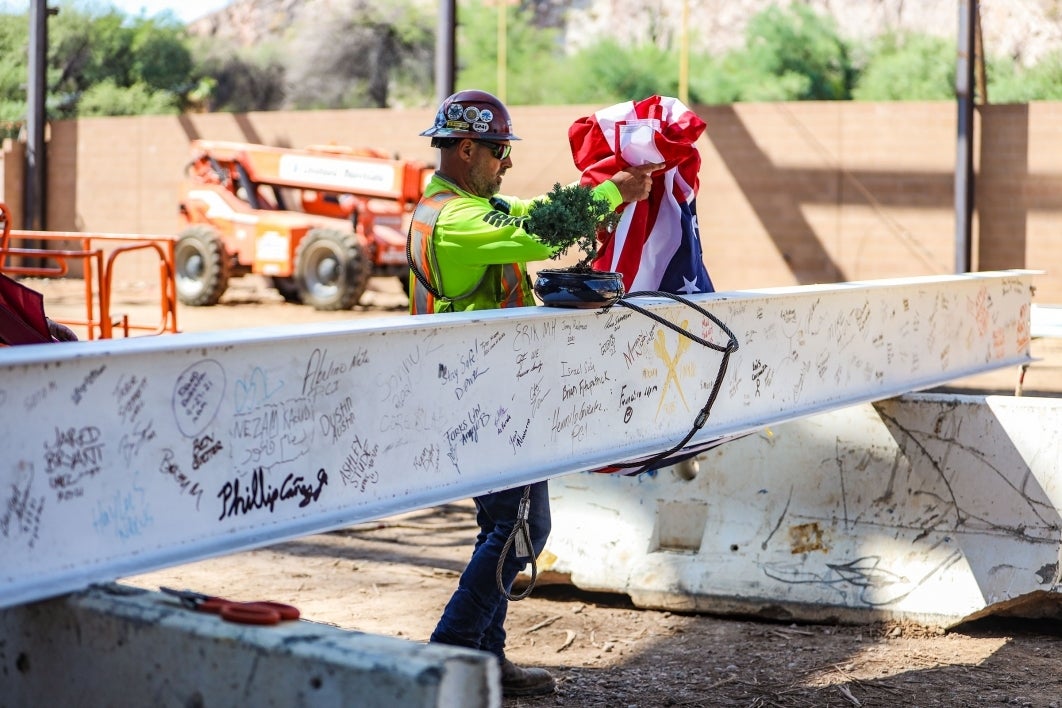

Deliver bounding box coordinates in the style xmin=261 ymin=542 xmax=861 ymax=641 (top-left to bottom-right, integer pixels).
xmin=0 ymin=202 xmax=179 ymax=339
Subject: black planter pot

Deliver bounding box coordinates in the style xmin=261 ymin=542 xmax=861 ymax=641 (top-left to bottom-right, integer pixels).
xmin=533 ymin=268 xmax=625 ymax=308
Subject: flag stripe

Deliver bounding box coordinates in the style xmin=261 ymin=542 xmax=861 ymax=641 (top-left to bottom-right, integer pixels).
xmin=569 ymin=95 xmax=714 ymax=295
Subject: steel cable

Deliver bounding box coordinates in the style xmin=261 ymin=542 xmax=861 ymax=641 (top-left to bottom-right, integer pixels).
xmin=498 ymin=290 xmax=739 ymax=600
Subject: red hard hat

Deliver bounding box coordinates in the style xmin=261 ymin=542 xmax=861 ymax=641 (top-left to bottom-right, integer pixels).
xmin=420 ymin=89 xmax=521 ymax=141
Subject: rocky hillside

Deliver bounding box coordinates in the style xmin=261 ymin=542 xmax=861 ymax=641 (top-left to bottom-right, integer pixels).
xmin=562 ymin=0 xmax=1062 ymax=66
xmin=189 ymin=0 xmax=1062 ymax=68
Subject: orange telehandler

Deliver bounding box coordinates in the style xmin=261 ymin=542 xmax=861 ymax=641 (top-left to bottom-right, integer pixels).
xmin=177 ymin=140 xmax=433 ymax=310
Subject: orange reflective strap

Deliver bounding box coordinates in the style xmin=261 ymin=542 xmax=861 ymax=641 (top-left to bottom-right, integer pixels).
xmin=408 ymin=191 xmax=458 ymax=315
xmin=408 ymin=190 xmax=529 ymax=314
xmin=498 ymin=263 xmax=527 ymax=308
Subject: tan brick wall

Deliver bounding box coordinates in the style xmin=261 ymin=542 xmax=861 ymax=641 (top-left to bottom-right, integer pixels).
xmin=693 ymin=102 xmax=962 ymax=291
xmin=1 ymin=139 xmax=24 ymax=230
xmin=979 ymin=102 xmax=1062 ymax=300
xmin=7 ymin=101 xmax=1062 ymax=302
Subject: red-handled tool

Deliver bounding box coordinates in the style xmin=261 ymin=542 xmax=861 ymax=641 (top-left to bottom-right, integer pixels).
xmin=160 ymin=586 xmax=300 ymax=625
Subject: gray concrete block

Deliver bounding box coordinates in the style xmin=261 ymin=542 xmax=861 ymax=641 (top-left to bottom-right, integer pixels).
xmin=0 ymin=583 xmax=498 ymax=708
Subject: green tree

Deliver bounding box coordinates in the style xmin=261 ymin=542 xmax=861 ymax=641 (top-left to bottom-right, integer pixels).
xmin=285 ymin=0 xmax=433 ymax=109
xmin=0 ymin=10 xmax=28 ymax=134
xmin=686 ymin=5 xmax=857 ymax=104
xmin=554 ymin=39 xmax=677 ymax=105
xmin=130 ymin=19 xmax=194 ymax=92
xmin=191 ymin=42 xmax=286 ymax=112
xmin=77 ymin=78 xmax=180 ymax=115
xmin=49 ymin=6 xmax=131 ymax=114
xmin=852 ymin=33 xmax=955 ymax=100
xmin=989 ymin=50 xmax=1062 ymax=102
xmin=742 ymin=4 xmax=854 ymax=100
xmin=849 ymin=31 xmax=1062 ymax=104
xmin=47 ymin=4 xmax=193 ymax=116
xmin=1021 ymin=52 xmax=1062 ymax=99
xmin=455 ymin=0 xmax=563 ymax=106
xmin=0 ymin=3 xmax=197 ymax=120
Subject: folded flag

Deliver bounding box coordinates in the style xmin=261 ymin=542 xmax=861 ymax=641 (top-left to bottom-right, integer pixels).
xmin=569 ymin=95 xmax=714 ymax=295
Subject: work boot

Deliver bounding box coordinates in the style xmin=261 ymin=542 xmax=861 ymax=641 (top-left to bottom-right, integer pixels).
xmin=500 ymin=658 xmax=556 ymax=697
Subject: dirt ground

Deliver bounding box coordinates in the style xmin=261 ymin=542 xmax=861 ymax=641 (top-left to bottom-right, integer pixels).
xmin=28 ymin=275 xmax=1062 ymax=707
xmin=123 ymin=502 xmax=1062 ymax=708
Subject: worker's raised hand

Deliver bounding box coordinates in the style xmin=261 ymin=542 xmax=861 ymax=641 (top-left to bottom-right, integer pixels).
xmin=609 ymin=162 xmax=666 ymax=203
xmin=46 ymin=317 xmax=78 ymax=343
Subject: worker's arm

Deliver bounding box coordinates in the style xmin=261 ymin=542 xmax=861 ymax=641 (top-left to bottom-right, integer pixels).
xmin=435 ymin=181 xmax=624 ymax=268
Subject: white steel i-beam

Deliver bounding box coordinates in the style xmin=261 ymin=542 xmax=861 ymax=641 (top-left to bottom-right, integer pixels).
xmin=0 ymin=271 xmax=1036 ymax=609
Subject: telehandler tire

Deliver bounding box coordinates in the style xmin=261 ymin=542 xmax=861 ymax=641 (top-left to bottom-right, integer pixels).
xmin=295 ymin=228 xmax=371 ymax=310
xmin=175 ymin=225 xmax=229 ymax=306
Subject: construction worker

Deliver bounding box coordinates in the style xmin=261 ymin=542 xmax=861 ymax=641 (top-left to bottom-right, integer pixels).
xmin=409 ymin=88 xmax=660 ymax=697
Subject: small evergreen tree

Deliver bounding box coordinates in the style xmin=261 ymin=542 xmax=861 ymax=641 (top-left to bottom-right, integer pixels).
xmin=527 ymin=183 xmax=619 ymax=269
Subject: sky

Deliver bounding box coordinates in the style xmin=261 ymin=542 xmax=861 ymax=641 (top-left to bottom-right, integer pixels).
xmin=105 ymin=0 xmax=229 ymax=22
xmin=4 ymin=0 xmax=231 ymax=23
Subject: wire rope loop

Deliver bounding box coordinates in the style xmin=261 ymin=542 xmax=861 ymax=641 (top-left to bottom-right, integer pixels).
xmin=613 ymin=290 xmax=739 ymax=353
xmin=496 ymin=485 xmax=538 ymax=601
xmin=495 ymin=292 xmax=739 ymax=596
xmin=600 ymin=290 xmax=740 ymax=476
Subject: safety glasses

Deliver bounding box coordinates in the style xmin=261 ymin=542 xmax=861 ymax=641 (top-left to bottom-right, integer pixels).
xmin=473 ymin=140 xmax=512 ymax=161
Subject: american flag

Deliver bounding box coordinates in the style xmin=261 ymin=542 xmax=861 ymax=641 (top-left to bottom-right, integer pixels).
xmin=569 ymin=95 xmax=714 ymax=295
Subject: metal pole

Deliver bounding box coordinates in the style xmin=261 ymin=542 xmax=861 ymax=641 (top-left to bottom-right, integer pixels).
xmin=974 ymin=3 xmax=987 ymax=104
xmin=497 ymin=1 xmax=507 ymax=102
xmin=678 ymin=0 xmax=689 ymax=104
xmin=25 ymin=0 xmax=49 ymax=230
xmin=954 ymin=0 xmax=976 ymax=273
xmin=435 ymin=0 xmax=456 ymax=106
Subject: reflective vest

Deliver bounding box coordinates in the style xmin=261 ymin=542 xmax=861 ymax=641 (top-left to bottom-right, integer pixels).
xmin=407 ymin=190 xmax=534 ymax=315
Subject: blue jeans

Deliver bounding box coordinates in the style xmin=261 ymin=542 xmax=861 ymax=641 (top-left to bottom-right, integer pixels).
xmin=430 ymin=481 xmax=551 ymax=660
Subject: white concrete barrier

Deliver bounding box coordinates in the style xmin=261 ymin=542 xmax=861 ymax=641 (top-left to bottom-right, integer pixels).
xmin=0 ymin=583 xmax=498 ymax=708
xmin=542 ymin=393 xmax=1062 ymax=628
